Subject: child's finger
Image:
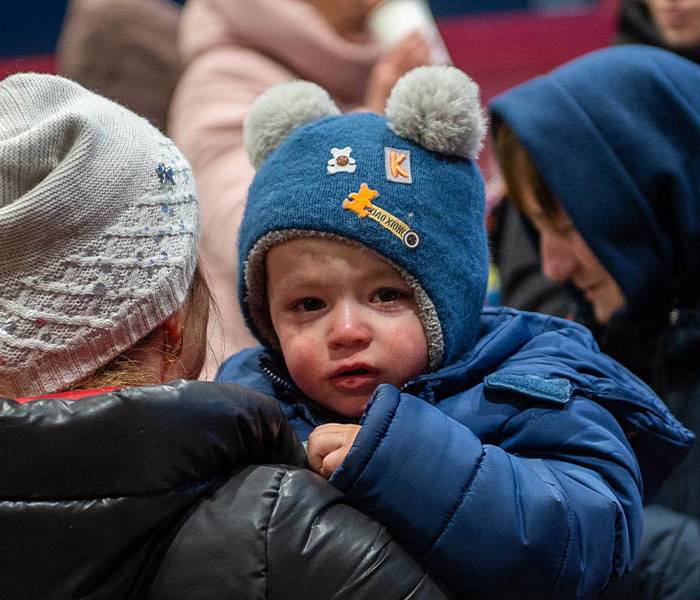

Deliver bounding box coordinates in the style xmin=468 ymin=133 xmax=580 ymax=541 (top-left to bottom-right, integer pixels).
xmin=320 ymin=446 xmax=351 ymax=479
xmin=307 ymin=424 xmax=361 ymax=475
xmin=306 ymin=427 xmax=346 ymax=473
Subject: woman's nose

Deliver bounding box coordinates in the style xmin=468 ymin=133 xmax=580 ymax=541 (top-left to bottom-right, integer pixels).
xmin=540 ymin=232 xmax=577 ymax=283
xmin=327 ymin=301 xmax=372 ymax=349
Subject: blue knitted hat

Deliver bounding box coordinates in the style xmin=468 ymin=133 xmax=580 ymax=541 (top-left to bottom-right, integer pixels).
xmin=239 ymin=66 xmax=488 ymax=369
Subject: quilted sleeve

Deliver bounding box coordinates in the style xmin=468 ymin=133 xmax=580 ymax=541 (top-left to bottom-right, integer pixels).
xmin=330 ymin=384 xmax=643 ymax=599
xmin=150 ymin=465 xmax=457 ymax=600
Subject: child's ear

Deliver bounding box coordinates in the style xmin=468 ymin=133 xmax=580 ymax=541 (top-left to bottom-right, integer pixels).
xmin=385 ymin=65 xmax=487 ymax=160
xmin=244 ymin=81 xmax=341 ymax=170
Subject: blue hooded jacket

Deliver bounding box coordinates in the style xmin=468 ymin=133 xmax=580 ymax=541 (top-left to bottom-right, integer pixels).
xmin=489 ymin=45 xmax=700 ymax=523
xmin=218 ymin=307 xmax=694 ymax=599
xmin=489 ymin=45 xmax=700 ymax=316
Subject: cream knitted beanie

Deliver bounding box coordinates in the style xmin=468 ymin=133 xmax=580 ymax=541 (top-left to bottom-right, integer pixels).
xmin=0 ymin=73 xmax=199 ymax=397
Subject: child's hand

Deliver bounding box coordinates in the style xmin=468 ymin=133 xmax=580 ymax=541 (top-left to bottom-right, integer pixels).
xmin=306 ymin=423 xmax=361 ymax=479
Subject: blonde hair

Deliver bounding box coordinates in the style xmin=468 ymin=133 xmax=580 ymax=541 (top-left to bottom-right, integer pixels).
xmin=69 ymin=266 xmax=211 ymax=391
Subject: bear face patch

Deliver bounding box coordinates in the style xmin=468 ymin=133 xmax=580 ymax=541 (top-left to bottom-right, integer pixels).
xmin=327 ymin=147 xmax=357 ymax=174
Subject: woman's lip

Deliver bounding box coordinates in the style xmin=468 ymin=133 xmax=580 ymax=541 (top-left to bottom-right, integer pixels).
xmin=578 ymin=281 xmax=603 ymax=296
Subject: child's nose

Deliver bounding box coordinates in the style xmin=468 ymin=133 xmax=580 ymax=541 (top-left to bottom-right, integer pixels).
xmin=327 ymin=302 xmax=372 ymax=349
xmin=540 ymin=232 xmax=577 ymax=283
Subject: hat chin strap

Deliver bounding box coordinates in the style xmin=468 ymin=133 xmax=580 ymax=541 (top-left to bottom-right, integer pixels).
xmin=243 ymin=229 xmax=444 ymax=370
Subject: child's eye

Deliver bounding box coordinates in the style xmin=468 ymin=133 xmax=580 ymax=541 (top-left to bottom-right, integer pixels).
xmin=371 ymin=288 xmax=405 ymax=303
xmin=292 ymin=297 xmax=325 ymax=312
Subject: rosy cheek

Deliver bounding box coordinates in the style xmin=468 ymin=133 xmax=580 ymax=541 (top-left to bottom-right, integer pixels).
xmin=282 ymin=335 xmax=322 ymax=385
xmin=385 ymin=321 xmax=428 ymax=378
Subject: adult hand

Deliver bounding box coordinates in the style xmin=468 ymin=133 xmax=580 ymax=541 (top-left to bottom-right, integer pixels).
xmin=307 ymin=423 xmax=361 ymax=479
xmin=365 ymin=31 xmax=432 ymax=114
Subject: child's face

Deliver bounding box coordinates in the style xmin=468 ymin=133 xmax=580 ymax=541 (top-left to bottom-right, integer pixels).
xmin=266 ymin=238 xmax=428 ymax=418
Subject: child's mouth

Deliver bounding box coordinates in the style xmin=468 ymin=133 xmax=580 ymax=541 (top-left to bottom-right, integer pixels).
xmin=329 ymin=366 xmax=380 ymax=391
xmin=341 ymin=368 xmax=371 ymax=376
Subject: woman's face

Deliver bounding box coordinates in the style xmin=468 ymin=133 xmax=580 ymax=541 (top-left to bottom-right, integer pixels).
xmin=305 ymin=0 xmax=384 ymax=39
xmin=517 ymin=185 xmax=626 ymax=325
xmin=648 ymin=0 xmax=700 ymax=48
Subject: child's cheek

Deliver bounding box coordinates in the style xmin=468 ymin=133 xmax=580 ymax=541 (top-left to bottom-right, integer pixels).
xmin=281 ymin=334 xmax=325 ymax=397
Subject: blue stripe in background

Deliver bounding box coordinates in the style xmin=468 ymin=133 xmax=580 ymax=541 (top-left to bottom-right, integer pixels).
xmin=427 ymin=0 xmax=597 ymax=17
xmin=0 ymin=0 xmax=69 ymax=56
xmin=0 ymin=0 xmax=185 ymax=57
xmin=428 ymin=0 xmax=529 ymax=17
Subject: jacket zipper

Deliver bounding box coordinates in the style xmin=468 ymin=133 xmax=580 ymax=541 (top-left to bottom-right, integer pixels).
xmin=260 ymin=363 xmax=297 ymax=393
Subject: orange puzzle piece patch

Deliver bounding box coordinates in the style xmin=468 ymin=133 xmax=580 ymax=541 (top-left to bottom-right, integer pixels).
xmin=342 ymin=183 xmax=379 ymax=218
xmin=342 ymin=183 xmax=420 ymax=249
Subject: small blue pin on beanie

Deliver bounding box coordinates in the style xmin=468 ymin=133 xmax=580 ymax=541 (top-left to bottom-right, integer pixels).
xmin=239 ymin=65 xmax=488 ymax=369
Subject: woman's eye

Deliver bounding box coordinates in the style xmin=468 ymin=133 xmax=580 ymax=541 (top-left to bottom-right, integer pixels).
xmin=556 ymin=223 xmax=576 ymax=236
xmin=372 ymin=288 xmax=403 ymax=303
xmin=293 ymin=297 xmax=325 ymax=312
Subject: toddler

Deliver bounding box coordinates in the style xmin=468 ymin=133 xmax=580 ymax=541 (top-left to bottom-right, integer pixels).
xmin=217 ymin=66 xmax=693 ymax=598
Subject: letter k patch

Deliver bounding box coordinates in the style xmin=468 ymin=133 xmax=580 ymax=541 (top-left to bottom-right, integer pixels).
xmin=385 ymin=147 xmax=412 ymax=184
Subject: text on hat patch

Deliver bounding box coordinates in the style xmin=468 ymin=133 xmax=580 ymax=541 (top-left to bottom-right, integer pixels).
xmin=342 ymin=183 xmax=420 ymax=249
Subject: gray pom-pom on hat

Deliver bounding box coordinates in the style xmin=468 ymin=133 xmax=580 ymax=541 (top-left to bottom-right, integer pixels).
xmin=244 ymin=80 xmax=341 ymax=169
xmin=386 ymin=65 xmax=486 ymax=159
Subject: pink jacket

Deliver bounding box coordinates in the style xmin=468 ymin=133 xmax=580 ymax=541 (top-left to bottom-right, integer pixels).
xmin=169 ymin=0 xmax=381 ymax=378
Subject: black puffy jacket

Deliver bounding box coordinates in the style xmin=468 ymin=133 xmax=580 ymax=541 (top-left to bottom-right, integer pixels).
xmin=1 ymin=380 xmax=451 ymax=600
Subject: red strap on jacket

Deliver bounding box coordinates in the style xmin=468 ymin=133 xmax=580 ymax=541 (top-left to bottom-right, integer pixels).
xmin=15 ymin=387 xmax=121 ymax=404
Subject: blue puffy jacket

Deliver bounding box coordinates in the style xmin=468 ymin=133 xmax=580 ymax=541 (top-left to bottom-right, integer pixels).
xmin=218 ymin=307 xmax=694 ymax=599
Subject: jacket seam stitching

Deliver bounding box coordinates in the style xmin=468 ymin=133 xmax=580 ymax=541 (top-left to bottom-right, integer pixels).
xmin=550 ymin=499 xmax=574 ymax=598
xmin=542 ymin=461 xmax=575 ymax=598
xmin=345 ymin=390 xmax=400 ymax=497
xmin=426 ymin=446 xmax=485 ymax=556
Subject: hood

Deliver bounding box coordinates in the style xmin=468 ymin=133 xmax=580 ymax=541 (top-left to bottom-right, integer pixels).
xmin=179 ymin=0 xmax=379 ymax=105
xmin=490 ymin=45 xmax=700 ymax=316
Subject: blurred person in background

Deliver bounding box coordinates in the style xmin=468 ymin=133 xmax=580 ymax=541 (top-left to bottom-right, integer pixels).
xmin=168 ymin=0 xmax=434 ymax=378
xmin=617 ymin=0 xmax=700 ymax=63
xmin=56 ymin=0 xmax=185 ymax=132
xmin=489 ymin=0 xmax=700 ymax=320
xmin=490 ymin=44 xmax=700 ymax=599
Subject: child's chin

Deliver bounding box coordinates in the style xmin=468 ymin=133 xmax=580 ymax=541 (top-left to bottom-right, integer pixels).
xmin=320 ymin=395 xmax=369 ymax=420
